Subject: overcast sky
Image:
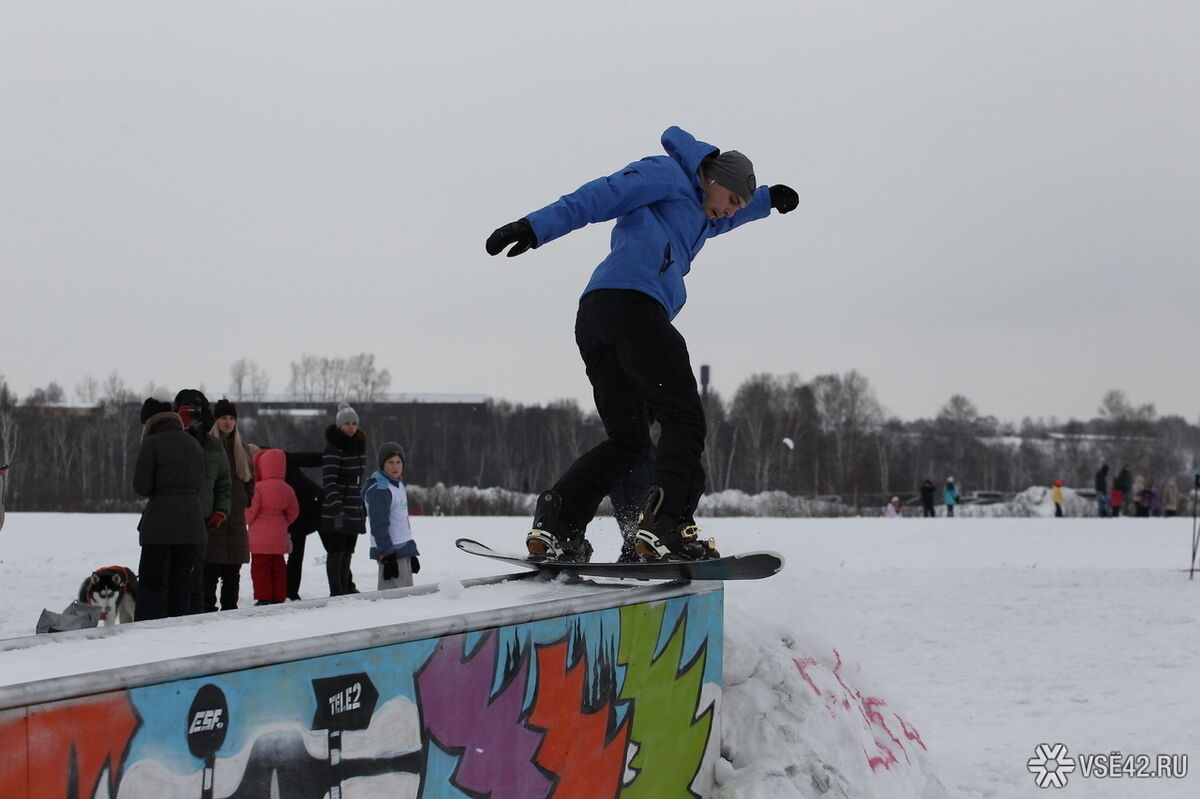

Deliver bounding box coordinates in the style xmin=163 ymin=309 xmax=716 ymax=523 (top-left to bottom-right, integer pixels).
xmin=2 ymin=1 xmax=1197 ymax=424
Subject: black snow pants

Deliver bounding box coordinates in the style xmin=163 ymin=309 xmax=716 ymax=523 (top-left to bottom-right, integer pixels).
xmin=553 ymin=289 xmax=706 ymax=532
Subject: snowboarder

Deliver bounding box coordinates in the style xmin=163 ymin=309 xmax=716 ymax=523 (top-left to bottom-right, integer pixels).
xmin=486 ymin=126 xmax=798 ymax=562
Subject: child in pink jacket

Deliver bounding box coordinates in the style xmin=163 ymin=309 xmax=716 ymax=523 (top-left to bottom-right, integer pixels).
xmin=246 ymin=448 xmax=299 ymax=604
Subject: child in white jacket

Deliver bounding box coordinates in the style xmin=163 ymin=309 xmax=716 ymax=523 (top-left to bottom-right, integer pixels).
xmin=363 ymin=442 xmax=420 ymax=589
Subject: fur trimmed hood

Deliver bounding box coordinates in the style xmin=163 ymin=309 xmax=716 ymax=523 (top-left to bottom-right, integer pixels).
xmin=325 ymin=424 xmax=367 ymax=454
xmin=141 ymin=411 xmax=183 ymax=442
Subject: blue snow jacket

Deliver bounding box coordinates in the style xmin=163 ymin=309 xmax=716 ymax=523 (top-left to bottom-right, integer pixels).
xmin=524 ymin=126 xmax=772 ymax=320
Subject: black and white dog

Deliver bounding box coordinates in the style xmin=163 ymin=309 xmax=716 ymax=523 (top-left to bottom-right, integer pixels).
xmin=79 ymin=566 xmax=138 ymax=625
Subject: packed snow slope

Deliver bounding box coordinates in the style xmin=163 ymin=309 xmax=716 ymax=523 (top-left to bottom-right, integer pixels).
xmin=2 ymin=512 xmax=1197 ymax=798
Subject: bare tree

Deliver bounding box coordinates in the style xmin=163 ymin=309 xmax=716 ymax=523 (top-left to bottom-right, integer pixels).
xmin=812 ymin=370 xmax=883 ymax=503
xmin=74 ymin=374 xmax=101 ymax=404
xmin=102 ymin=371 xmax=138 ymax=405
xmin=24 ymin=382 xmax=65 ymax=406
xmin=346 ymin=353 xmax=391 ymax=403
xmin=230 ymin=358 xmax=271 ymax=402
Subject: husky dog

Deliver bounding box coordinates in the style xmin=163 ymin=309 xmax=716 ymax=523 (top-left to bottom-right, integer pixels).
xmin=79 ymin=566 xmax=138 ymax=625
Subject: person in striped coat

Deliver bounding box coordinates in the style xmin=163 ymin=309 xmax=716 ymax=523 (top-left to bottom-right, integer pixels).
xmin=319 ymin=402 xmax=367 ymax=595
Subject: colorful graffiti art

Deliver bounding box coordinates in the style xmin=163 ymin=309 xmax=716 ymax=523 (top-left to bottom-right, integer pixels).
xmin=0 ymin=592 xmax=723 ymax=799
xmin=794 ymin=649 xmax=927 ymax=774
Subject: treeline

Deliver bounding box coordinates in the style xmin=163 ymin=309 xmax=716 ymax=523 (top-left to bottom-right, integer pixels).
xmin=1 ymin=368 xmax=1197 ymax=514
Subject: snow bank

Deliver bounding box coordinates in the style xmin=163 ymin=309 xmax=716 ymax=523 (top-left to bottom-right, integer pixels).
xmin=717 ymin=613 xmax=949 ymax=799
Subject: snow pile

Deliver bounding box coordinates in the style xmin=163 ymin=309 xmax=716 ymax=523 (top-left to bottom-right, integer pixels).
xmin=699 ymin=490 xmax=848 ymax=518
xmin=956 ymin=486 xmax=1092 ymax=518
xmin=717 ymin=613 xmax=948 ymax=799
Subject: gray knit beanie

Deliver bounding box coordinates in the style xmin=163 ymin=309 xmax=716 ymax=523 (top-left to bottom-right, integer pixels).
xmin=378 ymin=441 xmax=405 ymax=469
xmin=702 ymin=150 xmax=757 ymax=203
xmin=335 ymin=401 xmax=359 ymax=426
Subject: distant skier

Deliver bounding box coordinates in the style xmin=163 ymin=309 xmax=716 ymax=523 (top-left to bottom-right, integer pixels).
xmin=943 ymin=477 xmax=960 ymax=517
xmin=1094 ymin=463 xmax=1112 ymax=517
xmin=486 ymin=126 xmax=798 ymax=562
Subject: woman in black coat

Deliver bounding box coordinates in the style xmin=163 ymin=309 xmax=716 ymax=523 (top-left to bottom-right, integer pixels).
xmin=133 ymin=397 xmax=206 ymax=620
xmin=319 ymin=402 xmax=367 ymax=595
xmin=284 ymin=451 xmax=324 ymax=600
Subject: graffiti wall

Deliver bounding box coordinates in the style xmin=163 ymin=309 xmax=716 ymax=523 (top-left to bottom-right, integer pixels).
xmin=0 ymin=591 xmax=723 ymax=799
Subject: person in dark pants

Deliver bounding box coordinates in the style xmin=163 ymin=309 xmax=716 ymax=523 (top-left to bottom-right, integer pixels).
xmin=203 ymin=398 xmax=254 ymax=611
xmin=1095 ymin=463 xmax=1112 ymax=517
xmin=487 ymin=126 xmax=798 ymax=562
xmin=319 ymin=402 xmax=367 ymax=595
xmin=284 ymin=450 xmax=324 ymax=600
xmin=919 ymin=479 xmax=936 ymax=518
xmin=174 ymin=389 xmax=232 ymax=613
xmin=133 ymin=396 xmax=206 ymax=620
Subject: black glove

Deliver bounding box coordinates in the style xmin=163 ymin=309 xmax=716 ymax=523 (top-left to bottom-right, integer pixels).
xmin=769 ymin=184 xmax=799 ymax=214
xmin=486 ymin=219 xmax=537 ymax=257
xmin=410 ymin=555 xmax=420 ymax=574
xmin=381 ymin=554 xmax=399 ymax=581
xmin=332 ymin=512 xmax=345 ymax=533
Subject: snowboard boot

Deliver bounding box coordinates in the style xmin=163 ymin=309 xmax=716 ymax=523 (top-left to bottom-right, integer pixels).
xmin=633 ymin=486 xmax=719 ymax=561
xmin=527 ymin=490 xmax=593 ymax=563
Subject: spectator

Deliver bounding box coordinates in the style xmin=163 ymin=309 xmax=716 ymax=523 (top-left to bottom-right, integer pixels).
xmin=203 ymin=398 xmax=253 ymax=611
xmin=174 ymin=389 xmax=232 ymax=613
xmin=283 ymin=451 xmax=324 ymax=601
xmin=364 ymin=442 xmax=421 ymax=589
xmin=943 ymin=477 xmax=960 ymax=517
xmin=1052 ymin=480 xmax=1065 ymax=518
xmin=1095 ymin=464 xmax=1112 ymax=517
xmin=1147 ymin=483 xmax=1163 ymax=517
xmin=1111 ymin=464 xmax=1133 ymax=518
xmin=919 ymin=479 xmax=936 ymax=518
xmin=1163 ymin=480 xmax=1179 ymax=518
xmin=320 ymin=402 xmax=367 ymax=596
xmin=1133 ymin=475 xmax=1149 ymax=517
xmin=245 ymin=448 xmax=298 ymax=605
xmin=0 ymin=463 xmax=8 ymax=534
xmin=133 ymin=395 xmax=206 ymax=620
xmin=884 ymin=496 xmax=903 ymax=518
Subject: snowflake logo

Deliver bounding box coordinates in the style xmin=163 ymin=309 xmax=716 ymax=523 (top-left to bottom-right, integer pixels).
xmin=1027 ymin=743 xmax=1077 ymax=788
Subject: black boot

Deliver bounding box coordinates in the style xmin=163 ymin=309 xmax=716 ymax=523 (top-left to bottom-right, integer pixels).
xmin=527 ymin=490 xmax=592 ymax=563
xmin=633 ymin=486 xmax=719 ymax=561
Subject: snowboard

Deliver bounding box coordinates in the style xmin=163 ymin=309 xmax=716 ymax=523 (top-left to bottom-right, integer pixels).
xmin=455 ymin=538 xmax=784 ymax=581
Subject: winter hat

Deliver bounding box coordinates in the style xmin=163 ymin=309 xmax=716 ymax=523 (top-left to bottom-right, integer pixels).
xmin=702 ymin=150 xmax=757 ymax=203
xmin=139 ymin=395 xmax=173 ymax=424
xmin=378 ymin=441 xmax=405 ymax=469
xmin=335 ymin=401 xmax=359 ymax=426
xmin=213 ymin=398 xmax=237 ymax=419
xmin=173 ymin=388 xmax=209 ymax=413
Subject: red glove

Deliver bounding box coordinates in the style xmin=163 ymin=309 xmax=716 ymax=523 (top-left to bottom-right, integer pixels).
xmin=205 ymin=511 xmax=228 ymax=528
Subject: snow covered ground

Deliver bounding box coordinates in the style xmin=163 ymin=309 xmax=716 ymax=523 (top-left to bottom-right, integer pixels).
xmin=2 ymin=512 xmax=1198 ymax=798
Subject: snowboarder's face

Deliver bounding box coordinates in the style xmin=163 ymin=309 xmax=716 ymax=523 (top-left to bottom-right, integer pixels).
xmin=700 ymin=178 xmax=748 ymax=219
xmin=383 ymin=455 xmax=404 ymax=479
xmin=339 ymin=420 xmax=359 ymax=437
xmin=216 ymin=415 xmax=236 ymax=435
